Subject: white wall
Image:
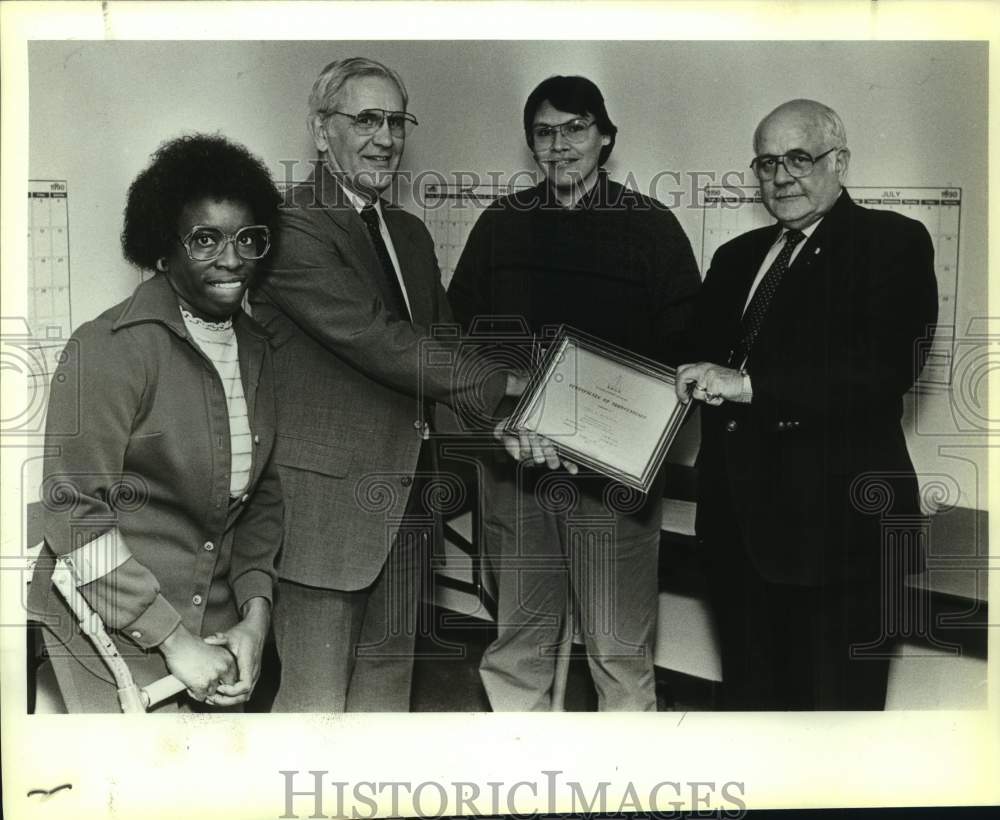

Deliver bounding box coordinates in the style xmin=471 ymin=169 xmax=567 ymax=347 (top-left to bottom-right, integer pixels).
xmin=28 ymin=40 xmax=989 ymax=509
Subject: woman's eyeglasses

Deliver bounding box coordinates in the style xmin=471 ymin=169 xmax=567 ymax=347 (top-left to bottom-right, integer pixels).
xmin=531 ymin=118 xmax=597 ymax=146
xmin=177 ymin=225 xmax=271 ymax=262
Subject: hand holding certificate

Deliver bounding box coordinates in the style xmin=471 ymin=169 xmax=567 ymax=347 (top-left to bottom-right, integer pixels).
xmin=505 ymin=327 xmax=690 ymax=493
xmin=492 ymin=420 xmax=579 ymax=475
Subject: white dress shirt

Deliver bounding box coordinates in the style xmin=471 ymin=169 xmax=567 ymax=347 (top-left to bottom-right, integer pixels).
xmin=736 ymin=218 xmax=823 ymax=402
xmin=743 ymin=218 xmax=823 ymax=313
xmin=339 ymin=182 xmax=413 ymax=319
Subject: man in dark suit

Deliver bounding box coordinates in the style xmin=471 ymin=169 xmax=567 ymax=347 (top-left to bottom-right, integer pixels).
xmin=676 ymin=99 xmax=938 ymax=710
xmin=251 ymin=57 xmax=512 ymax=711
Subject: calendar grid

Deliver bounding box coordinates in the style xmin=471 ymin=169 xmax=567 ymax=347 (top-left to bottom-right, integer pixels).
xmin=27 ymin=179 xmax=74 ymax=384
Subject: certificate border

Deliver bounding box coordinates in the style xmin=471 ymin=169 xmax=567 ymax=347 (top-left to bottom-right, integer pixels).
xmin=506 ymin=324 xmax=690 ymax=493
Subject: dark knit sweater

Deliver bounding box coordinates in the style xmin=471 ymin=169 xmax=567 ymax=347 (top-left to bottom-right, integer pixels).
xmin=448 ymin=171 xmax=701 ymax=365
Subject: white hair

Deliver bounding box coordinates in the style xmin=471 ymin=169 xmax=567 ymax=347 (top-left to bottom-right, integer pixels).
xmin=753 ymin=99 xmax=847 ymax=153
xmin=307 ymin=57 xmax=408 ymax=124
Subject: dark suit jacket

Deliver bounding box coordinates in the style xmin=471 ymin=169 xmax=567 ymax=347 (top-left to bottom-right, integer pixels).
xmin=251 ymin=165 xmax=503 ymax=591
xmin=694 ymin=190 xmax=938 ymax=586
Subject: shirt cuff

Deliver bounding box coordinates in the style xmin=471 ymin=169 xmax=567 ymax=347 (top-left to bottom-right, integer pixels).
xmin=231 ymin=569 xmax=275 ymax=612
xmin=121 ymin=593 xmax=182 ymax=649
xmin=738 ymin=372 xmax=754 ymax=404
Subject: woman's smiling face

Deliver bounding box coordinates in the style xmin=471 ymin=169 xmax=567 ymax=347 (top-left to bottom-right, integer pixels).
xmin=160 ymin=198 xmax=259 ymax=320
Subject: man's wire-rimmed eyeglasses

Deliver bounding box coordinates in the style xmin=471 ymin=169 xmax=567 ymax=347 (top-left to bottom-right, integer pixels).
xmin=324 ymin=108 xmax=418 ymax=138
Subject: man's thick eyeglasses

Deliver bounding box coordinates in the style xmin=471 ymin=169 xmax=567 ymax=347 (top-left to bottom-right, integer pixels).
xmin=750 ymin=147 xmax=841 ymax=180
xmin=177 ymin=225 xmax=271 ymax=262
xmin=531 ymin=118 xmax=597 ymax=146
xmin=326 ymin=108 xmax=418 ymax=137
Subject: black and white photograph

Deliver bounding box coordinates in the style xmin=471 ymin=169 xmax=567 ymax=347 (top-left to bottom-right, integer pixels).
xmin=1 ymin=1 xmax=996 ymax=817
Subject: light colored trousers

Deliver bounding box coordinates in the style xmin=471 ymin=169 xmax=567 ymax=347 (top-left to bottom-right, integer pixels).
xmin=478 ymin=461 xmax=663 ymax=711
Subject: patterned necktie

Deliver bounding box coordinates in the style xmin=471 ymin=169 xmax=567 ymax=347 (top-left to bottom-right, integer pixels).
xmin=360 ymin=204 xmax=410 ymax=323
xmin=730 ymin=228 xmax=805 ymax=368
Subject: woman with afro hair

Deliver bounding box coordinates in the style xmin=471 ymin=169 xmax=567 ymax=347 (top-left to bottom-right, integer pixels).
xmin=30 ymin=133 xmax=284 ymax=711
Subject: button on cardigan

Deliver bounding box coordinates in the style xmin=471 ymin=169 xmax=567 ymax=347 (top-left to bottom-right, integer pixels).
xmin=28 ymin=274 xmax=282 ymax=667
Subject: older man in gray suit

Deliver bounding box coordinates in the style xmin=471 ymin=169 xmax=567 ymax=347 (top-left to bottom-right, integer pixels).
xmin=251 ymin=57 xmax=515 ymax=711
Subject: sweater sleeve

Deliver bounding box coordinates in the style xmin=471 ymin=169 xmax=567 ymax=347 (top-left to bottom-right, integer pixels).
xmin=446 ymin=205 xmax=520 ymax=428
xmin=645 ymin=205 xmax=702 ymax=366
xmin=447 ymin=206 xmax=495 ymax=334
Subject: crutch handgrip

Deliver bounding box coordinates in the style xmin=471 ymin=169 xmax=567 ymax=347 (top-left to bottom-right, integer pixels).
xmin=141 ymin=674 xmax=187 ymax=709
xmin=47 ymin=553 xmax=187 ymax=712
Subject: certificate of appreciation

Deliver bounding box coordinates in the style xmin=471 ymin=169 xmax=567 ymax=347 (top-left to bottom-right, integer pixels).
xmin=506 ymin=327 xmax=690 ymax=493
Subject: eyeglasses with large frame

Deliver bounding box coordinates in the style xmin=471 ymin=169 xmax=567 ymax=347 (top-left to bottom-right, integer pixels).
xmin=750 ymin=147 xmax=841 ymax=180
xmin=176 ymin=225 xmax=271 ymax=262
xmin=531 ymin=118 xmax=598 ymax=146
xmin=325 ymin=108 xmax=418 ymax=138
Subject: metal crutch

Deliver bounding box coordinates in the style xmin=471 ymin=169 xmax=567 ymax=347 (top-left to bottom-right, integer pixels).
xmin=48 ymin=555 xmax=186 ymax=713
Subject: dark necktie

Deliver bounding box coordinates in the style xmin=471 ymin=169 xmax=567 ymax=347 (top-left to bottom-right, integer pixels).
xmin=730 ymin=228 xmax=805 ymax=368
xmin=360 ymin=204 xmax=410 ymax=323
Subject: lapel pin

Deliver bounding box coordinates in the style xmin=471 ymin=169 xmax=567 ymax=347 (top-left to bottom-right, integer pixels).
xmin=814 ymin=247 xmax=822 ymax=255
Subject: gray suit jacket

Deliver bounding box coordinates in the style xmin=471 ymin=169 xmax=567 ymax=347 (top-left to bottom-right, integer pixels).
xmin=251 ymin=164 xmax=502 ymax=590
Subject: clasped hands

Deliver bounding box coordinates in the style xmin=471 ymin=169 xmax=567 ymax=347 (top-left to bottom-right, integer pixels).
xmin=675 ymin=362 xmax=746 ymax=406
xmin=159 ymin=597 xmax=270 ymax=706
